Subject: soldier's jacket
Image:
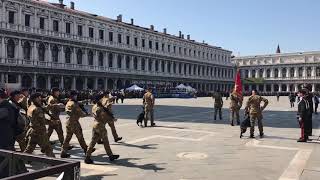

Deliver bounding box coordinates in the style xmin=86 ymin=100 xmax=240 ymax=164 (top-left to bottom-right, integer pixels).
xmin=18 ymin=95 xmax=29 ymax=112
xmin=27 ymin=104 xmax=47 ymax=132
xmin=92 ymin=104 xmax=113 ymax=128
xmin=65 ymin=100 xmax=86 ymax=122
xmin=230 ymin=93 xmax=242 ymax=110
xmin=212 ymin=92 xmax=223 ymax=108
xmin=245 ymin=95 xmax=268 ymax=115
xmin=47 ymin=95 xmax=64 ymax=120
xmin=143 ymin=92 xmax=155 ymax=110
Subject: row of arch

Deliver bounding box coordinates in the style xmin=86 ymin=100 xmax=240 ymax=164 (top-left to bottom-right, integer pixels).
xmin=242 ymin=67 xmax=320 ymax=79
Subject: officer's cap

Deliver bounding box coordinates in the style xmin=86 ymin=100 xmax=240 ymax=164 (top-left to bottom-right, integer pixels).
xmin=30 ymin=93 xmax=42 ymax=101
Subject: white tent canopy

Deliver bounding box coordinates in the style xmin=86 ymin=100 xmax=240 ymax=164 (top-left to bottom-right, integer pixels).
xmin=126 ymin=84 xmax=144 ymax=91
xmin=176 ymin=84 xmax=187 ymax=89
xmin=186 ymin=85 xmax=197 ymax=92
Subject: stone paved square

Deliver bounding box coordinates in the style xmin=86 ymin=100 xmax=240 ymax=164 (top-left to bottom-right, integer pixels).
xmin=31 ymin=96 xmax=320 ymax=180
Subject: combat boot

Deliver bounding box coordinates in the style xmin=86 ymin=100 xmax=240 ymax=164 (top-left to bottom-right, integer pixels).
xmin=249 ymin=134 xmax=255 ymax=138
xmin=109 ymin=155 xmax=120 ymax=161
xmin=260 ymin=133 xmax=264 ymax=138
xmin=115 ymin=137 xmax=122 ymax=142
xmin=151 ymin=123 xmax=156 ymax=127
xmin=297 ymin=138 xmax=306 ymax=142
xmin=84 ymin=157 xmax=94 ymax=164
xmin=237 ymin=121 xmax=240 ymax=125
xmin=60 ymin=152 xmax=71 ymax=158
xmin=231 ymin=122 xmax=234 ymax=126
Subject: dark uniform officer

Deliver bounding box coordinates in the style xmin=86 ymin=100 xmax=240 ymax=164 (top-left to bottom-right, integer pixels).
xmin=24 ymin=93 xmax=55 ymax=157
xmin=85 ymin=95 xmax=120 ymax=164
xmin=212 ymin=90 xmax=223 ymax=120
xmin=47 ymin=88 xmax=65 ymax=145
xmin=245 ymin=90 xmax=268 ymax=138
xmin=60 ymin=91 xmax=89 ymax=158
xmin=297 ymin=89 xmax=310 ymax=142
xmin=304 ymin=84 xmax=313 ymax=137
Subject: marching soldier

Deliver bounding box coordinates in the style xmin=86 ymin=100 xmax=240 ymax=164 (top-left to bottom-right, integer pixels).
xmin=100 ymin=91 xmax=122 ymax=143
xmin=212 ymin=90 xmax=223 ymax=121
xmin=46 ymin=88 xmax=66 ymax=146
xmin=60 ymin=91 xmax=91 ymax=158
xmin=143 ymin=87 xmax=155 ymax=127
xmin=24 ymin=93 xmax=55 ymax=157
xmin=85 ymin=95 xmax=120 ymax=164
xmin=229 ymin=91 xmax=242 ymax=126
xmin=245 ymin=90 xmax=268 ymax=138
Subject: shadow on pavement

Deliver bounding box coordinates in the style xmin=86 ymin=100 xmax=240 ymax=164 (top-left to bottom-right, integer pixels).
xmin=113 ymin=142 xmax=158 ymax=150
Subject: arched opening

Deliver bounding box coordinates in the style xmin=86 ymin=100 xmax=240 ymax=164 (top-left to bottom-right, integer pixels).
xmin=98 ymin=52 xmax=103 ymax=66
xmin=21 ymin=75 xmax=32 ymax=88
xmin=266 ymin=85 xmax=271 ymax=92
xmin=259 ymin=69 xmax=263 ymax=78
xmin=298 ymin=68 xmax=303 ymax=77
xmin=8 ymin=74 xmax=17 ymax=83
xmin=52 ymin=45 xmax=59 ymax=62
xmin=23 ymin=41 xmax=31 ymax=60
xmin=274 ymin=84 xmax=279 ymax=92
xmin=87 ymin=78 xmax=94 ymax=89
xmin=125 ymin=56 xmax=130 ymax=69
xmin=65 ymin=47 xmax=71 ymax=64
xmin=266 ymin=69 xmax=271 ymax=78
xmin=148 ymin=60 xmax=153 ymax=71
xmin=141 ymin=58 xmax=145 ymax=71
xmin=290 ymin=68 xmax=295 ymax=77
xmin=7 ymin=39 xmax=15 ymax=58
xmin=252 ymin=70 xmax=256 ymax=78
xmin=108 ymin=53 xmax=113 ymax=68
xmin=76 ymin=77 xmax=84 ymax=90
xmin=63 ymin=77 xmax=72 ymax=90
xmin=281 ymin=84 xmax=287 ymax=92
xmin=107 ymin=79 xmax=114 ymax=90
xmin=77 ymin=49 xmax=83 ymax=65
xmin=37 ymin=76 xmax=46 ymax=89
xmin=133 ymin=57 xmax=138 ymax=70
xmin=274 ymin=69 xmax=279 ymax=78
xmin=117 ymin=55 xmax=122 ymax=69
xmin=282 ymin=68 xmax=287 ymax=78
xmin=116 ymin=80 xmax=122 ymax=90
xmin=51 ymin=76 xmax=60 ymax=89
xmin=97 ymin=79 xmax=104 ymax=90
xmin=38 ymin=43 xmax=45 ymax=61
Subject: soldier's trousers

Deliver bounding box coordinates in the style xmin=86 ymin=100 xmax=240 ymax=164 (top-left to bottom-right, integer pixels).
xmin=250 ymin=115 xmax=263 ymax=135
xmin=144 ymin=109 xmax=154 ymax=126
xmin=86 ymin=126 xmax=113 ymax=158
xmin=24 ymin=129 xmax=55 ymax=157
xmin=108 ymin=121 xmax=119 ymax=140
xmin=214 ymin=107 xmax=222 ymax=120
xmin=15 ymin=132 xmax=27 ymax=152
xmin=230 ymin=110 xmax=240 ymax=124
xmin=47 ymin=120 xmax=64 ymax=144
xmin=61 ymin=121 xmax=88 ymax=154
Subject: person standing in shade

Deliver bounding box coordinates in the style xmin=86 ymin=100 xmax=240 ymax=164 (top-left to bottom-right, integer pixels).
xmin=304 ymin=84 xmax=313 ymax=137
xmin=314 ymin=94 xmax=319 ymax=114
xmin=212 ymin=90 xmax=223 ymax=121
xmin=297 ymin=89 xmax=310 ymax=142
xmin=245 ymin=90 xmax=268 ymax=138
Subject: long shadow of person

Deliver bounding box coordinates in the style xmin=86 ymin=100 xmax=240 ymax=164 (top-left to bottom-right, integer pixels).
xmin=113 ymin=142 xmax=158 ymax=150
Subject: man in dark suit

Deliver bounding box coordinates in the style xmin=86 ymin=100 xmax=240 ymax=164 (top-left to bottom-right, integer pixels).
xmin=304 ymin=84 xmax=313 ymax=137
xmin=297 ymin=89 xmax=310 ymax=142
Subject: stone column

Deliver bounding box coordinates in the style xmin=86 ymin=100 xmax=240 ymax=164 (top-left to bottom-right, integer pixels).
xmin=312 ymin=83 xmax=316 ymax=92
xmin=60 ymin=76 xmax=64 ymax=89
xmin=303 ymin=67 xmax=306 ymax=77
xmin=137 ymin=57 xmax=142 ymax=71
xmin=1 ymin=38 xmax=5 ymax=59
xmin=1 ymin=73 xmax=4 ymax=83
xmin=286 ymin=84 xmax=290 ymax=92
xmin=271 ymin=84 xmax=274 ymax=92
xmin=33 ymin=74 xmax=37 ymax=88
xmin=48 ymin=44 xmax=52 ymax=62
xmin=18 ymin=39 xmax=23 ymax=60
xmin=47 ymin=75 xmax=51 ymax=90
xmin=72 ymin=76 xmax=76 ymax=90
xmin=248 ymin=69 xmax=252 ymax=78
xmin=84 ymin=77 xmax=88 ymax=90
xmin=18 ymin=74 xmax=22 ymax=84
xmin=112 ymin=54 xmax=117 ymax=69
xmin=60 ymin=46 xmax=65 ymax=63
xmin=286 ymin=68 xmax=290 ymax=78
xmin=130 ymin=56 xmax=134 ymax=70
xmin=294 ymin=67 xmax=298 ymax=77
xmin=32 ymin=42 xmax=37 ymax=61
xmin=94 ymin=78 xmax=98 ymax=90
xmin=152 ymin=59 xmax=156 ymax=72
xmin=270 ymin=68 xmax=274 ymax=78
xmin=104 ymin=78 xmax=108 ymax=91
xmin=312 ymin=67 xmax=316 ymax=77
xmin=263 ymin=84 xmax=267 ymax=92
xmin=164 ymin=61 xmax=168 ymax=73
xmin=278 ymin=84 xmax=282 ymax=92
xmin=294 ymin=84 xmax=298 ymax=92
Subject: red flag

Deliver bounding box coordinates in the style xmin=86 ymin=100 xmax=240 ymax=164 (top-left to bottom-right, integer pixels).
xmin=234 ymin=69 xmax=243 ymax=99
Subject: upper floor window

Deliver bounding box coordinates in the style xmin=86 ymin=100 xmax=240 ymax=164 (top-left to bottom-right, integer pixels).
xmin=77 ymin=49 xmax=83 ymax=64
xmin=38 ymin=43 xmax=45 ymax=61
xmin=125 ymin=56 xmax=130 ymax=69
xmin=23 ymin=41 xmax=31 ymax=60
xmin=65 ymin=47 xmax=71 ymax=64
xmin=25 ymin=14 xmax=31 ymax=27
xmin=40 ymin=17 xmax=45 ymax=29
xmin=98 ymin=52 xmax=104 ymax=66
xmin=77 ymin=25 xmax=83 ymax=36
xmin=142 ymin=39 xmax=145 ymax=48
xmin=179 ymin=47 xmax=182 ymax=54
xmin=307 ymin=67 xmax=312 ymax=77
xmin=89 ymin=27 xmax=94 ymax=38
xmin=53 ymin=20 xmax=59 ymax=32
xmin=108 ymin=53 xmax=113 ymax=67
xmin=9 ymin=11 xmax=15 ymax=24
xmin=99 ymin=30 xmax=104 ymax=40
xmin=7 ymin=39 xmax=15 ymax=58
xmin=141 ymin=58 xmax=145 ymax=71
xmin=149 ymin=40 xmax=152 ymax=49
xmin=117 ymin=55 xmax=122 ymax=68
xmin=118 ymin=34 xmax=122 ymax=43
xmin=134 ymin=37 xmax=138 ymax=46
xmin=173 ymin=46 xmax=176 ymax=53
xmin=109 ymin=32 xmax=113 ymax=42
xmin=168 ymin=45 xmax=171 ymax=52
xmin=126 ymin=36 xmax=130 ymax=45
xmin=65 ymin=22 xmax=71 ymax=34
xmin=88 ymin=51 xmax=94 ymax=66
xmin=52 ymin=45 xmax=59 ymax=63
xmin=162 ymin=43 xmax=165 ymax=51
xmin=155 ymin=42 xmax=159 ymax=50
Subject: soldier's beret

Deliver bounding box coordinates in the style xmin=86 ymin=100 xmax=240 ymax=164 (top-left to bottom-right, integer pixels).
xmin=10 ymin=90 xmax=21 ymax=97
xmin=30 ymin=93 xmax=42 ymax=101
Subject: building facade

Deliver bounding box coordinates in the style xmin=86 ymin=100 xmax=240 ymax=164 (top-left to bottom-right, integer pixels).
xmin=0 ymin=0 xmax=234 ymax=91
xmin=232 ymin=51 xmax=320 ymax=93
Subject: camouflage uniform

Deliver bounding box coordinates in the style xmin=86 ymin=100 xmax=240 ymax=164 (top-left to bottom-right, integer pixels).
xmin=229 ymin=92 xmax=242 ymax=125
xmin=212 ymin=92 xmax=223 ymax=120
xmin=86 ymin=104 xmax=114 ymax=158
xmin=143 ymin=91 xmax=155 ymax=126
xmin=61 ymin=99 xmax=88 ymax=156
xmin=101 ymin=96 xmax=120 ymax=140
xmin=47 ymin=95 xmax=65 ymax=144
xmin=245 ymin=95 xmax=268 ymax=136
xmin=24 ymin=103 xmax=55 ymax=157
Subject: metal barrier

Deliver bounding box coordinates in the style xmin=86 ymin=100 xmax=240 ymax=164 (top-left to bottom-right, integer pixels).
xmin=0 ymin=149 xmax=80 ymax=180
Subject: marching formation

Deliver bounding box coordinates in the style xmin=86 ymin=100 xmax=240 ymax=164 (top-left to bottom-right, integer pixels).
xmin=0 ymin=86 xmax=155 ymax=166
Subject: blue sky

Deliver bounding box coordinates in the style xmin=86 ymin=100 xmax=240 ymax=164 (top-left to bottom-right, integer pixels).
xmin=49 ymin=0 xmax=320 ymax=56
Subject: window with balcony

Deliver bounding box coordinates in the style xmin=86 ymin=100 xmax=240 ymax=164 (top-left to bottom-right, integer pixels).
xmin=38 ymin=43 xmax=45 ymax=61
xmin=98 ymin=52 xmax=104 ymax=66
xmin=25 ymin=14 xmax=31 ymax=27
xmin=23 ymin=41 xmax=31 ymax=60
xmin=126 ymin=56 xmax=130 ymax=69
xmin=142 ymin=39 xmax=145 ymax=48
xmin=53 ymin=20 xmax=59 ymax=32
xmin=134 ymin=37 xmax=138 ymax=46
xmin=118 ymin=34 xmax=122 ymax=43
xmin=89 ymin=27 xmax=94 ymax=38
xmin=77 ymin=25 xmax=83 ymax=36
xmin=133 ymin=57 xmax=138 ymax=70
xmin=40 ymin=17 xmax=45 ymax=29
xmin=108 ymin=53 xmax=113 ymax=67
xmin=126 ymin=36 xmax=130 ymax=45
xmin=155 ymin=42 xmax=159 ymax=50
xmin=307 ymin=67 xmax=312 ymax=77
xmin=65 ymin=47 xmax=71 ymax=64
xmin=117 ymin=55 xmax=122 ymax=68
xmin=7 ymin=39 xmax=15 ymax=58
xmin=9 ymin=11 xmax=15 ymax=24
xmin=65 ymin=22 xmax=71 ymax=34
xmin=290 ymin=68 xmax=295 ymax=77
xmin=149 ymin=40 xmax=152 ymax=49
xmin=52 ymin=45 xmax=59 ymax=62
xmin=109 ymin=32 xmax=113 ymax=42
xmin=298 ymin=67 xmax=303 ymax=77
xmin=99 ymin=30 xmax=104 ymax=40
xmin=316 ymin=67 xmax=320 ymax=77
xmin=141 ymin=58 xmax=145 ymax=71
xmin=77 ymin=49 xmax=82 ymax=64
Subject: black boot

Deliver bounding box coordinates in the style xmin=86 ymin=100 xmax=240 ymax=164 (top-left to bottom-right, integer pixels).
xmin=115 ymin=137 xmax=122 ymax=142
xmin=60 ymin=152 xmax=71 ymax=158
xmin=231 ymin=123 xmax=234 ymax=126
xmin=84 ymin=157 xmax=94 ymax=164
xmin=260 ymin=133 xmax=264 ymax=138
xmin=250 ymin=134 xmax=255 ymax=138
xmin=237 ymin=121 xmax=240 ymax=125
xmin=151 ymin=123 xmax=156 ymax=127
xmin=67 ymin=145 xmax=74 ymax=150
xmin=109 ymin=155 xmax=120 ymax=161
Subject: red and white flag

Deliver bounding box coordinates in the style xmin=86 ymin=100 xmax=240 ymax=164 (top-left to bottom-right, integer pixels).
xmin=233 ymin=69 xmax=243 ymax=99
